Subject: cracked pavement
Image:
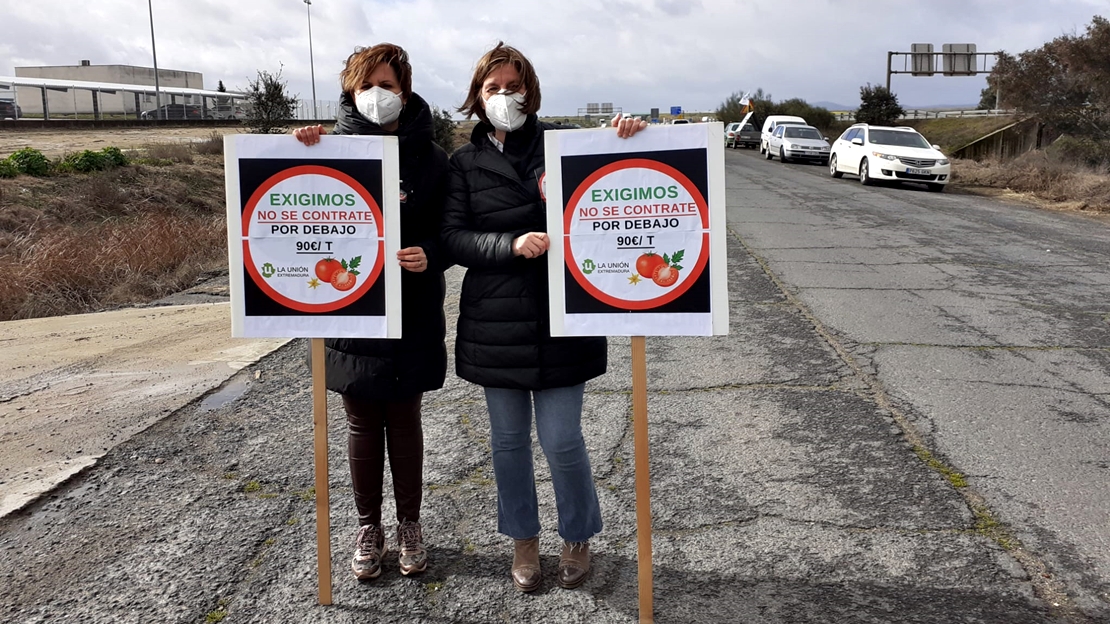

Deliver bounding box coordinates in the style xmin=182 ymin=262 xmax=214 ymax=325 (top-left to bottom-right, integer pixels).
xmin=1 ymin=148 xmax=1108 ymax=623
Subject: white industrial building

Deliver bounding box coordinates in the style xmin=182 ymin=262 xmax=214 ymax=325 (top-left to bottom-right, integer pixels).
xmin=13 ymin=61 xmax=211 ymax=116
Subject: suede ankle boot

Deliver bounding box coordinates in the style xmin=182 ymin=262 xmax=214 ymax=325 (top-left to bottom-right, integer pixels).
xmin=558 ymin=541 xmax=590 ymax=589
xmin=512 ymin=536 xmax=542 ymax=592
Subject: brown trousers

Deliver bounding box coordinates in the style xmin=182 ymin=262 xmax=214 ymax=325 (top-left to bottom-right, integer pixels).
xmin=342 ymin=394 xmax=424 ymax=528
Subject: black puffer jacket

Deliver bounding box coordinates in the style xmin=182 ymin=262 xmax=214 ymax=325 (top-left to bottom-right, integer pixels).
xmin=324 ymin=91 xmax=451 ymax=400
xmin=441 ymin=116 xmax=606 ymax=390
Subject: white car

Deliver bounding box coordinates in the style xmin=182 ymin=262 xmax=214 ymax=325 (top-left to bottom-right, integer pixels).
xmin=759 ymin=115 xmax=807 ymax=154
xmin=764 ymin=124 xmax=830 ymax=165
xmin=828 ymin=124 xmax=951 ymax=192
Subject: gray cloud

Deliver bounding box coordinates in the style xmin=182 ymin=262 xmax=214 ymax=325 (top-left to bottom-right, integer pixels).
xmin=655 ymin=0 xmax=702 ymax=17
xmin=0 ymin=1 xmax=1104 ymax=115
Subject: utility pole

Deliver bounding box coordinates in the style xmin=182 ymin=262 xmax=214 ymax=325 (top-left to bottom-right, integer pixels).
xmin=304 ymin=0 xmax=318 ymax=120
xmin=148 ymin=0 xmax=162 ymax=119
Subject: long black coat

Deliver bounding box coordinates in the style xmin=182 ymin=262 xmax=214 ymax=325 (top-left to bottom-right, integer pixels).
xmin=441 ymin=116 xmax=606 ymax=390
xmin=324 ymin=92 xmax=450 ymax=401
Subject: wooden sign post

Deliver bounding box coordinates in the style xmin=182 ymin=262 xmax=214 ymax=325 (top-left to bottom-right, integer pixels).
xmin=311 ymin=338 xmax=332 ymax=604
xmin=631 ymin=335 xmax=652 ymax=622
xmin=225 ymin=134 xmax=402 ymax=605
xmin=545 ymin=123 xmax=728 ymax=623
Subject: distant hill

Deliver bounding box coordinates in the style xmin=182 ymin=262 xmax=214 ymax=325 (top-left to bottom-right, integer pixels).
xmin=813 ymin=101 xmax=853 ymax=111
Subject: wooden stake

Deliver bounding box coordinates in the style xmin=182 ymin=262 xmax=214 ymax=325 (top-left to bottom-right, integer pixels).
xmin=311 ymin=338 xmax=333 ymax=605
xmin=631 ymin=336 xmax=653 ymax=623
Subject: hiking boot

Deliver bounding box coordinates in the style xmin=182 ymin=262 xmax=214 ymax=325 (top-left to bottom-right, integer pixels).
xmin=558 ymin=541 xmax=590 ymax=589
xmin=351 ymin=524 xmax=385 ymax=580
xmin=511 ymin=536 xmax=542 ymax=592
xmin=397 ymin=520 xmax=428 ymax=576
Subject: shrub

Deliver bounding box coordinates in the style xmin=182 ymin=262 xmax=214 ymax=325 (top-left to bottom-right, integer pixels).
xmin=776 ymin=98 xmax=835 ymax=133
xmin=856 ymin=84 xmax=904 ymax=126
xmin=716 ymin=88 xmax=837 ymax=133
xmin=59 ymin=150 xmax=111 ymax=173
xmin=1050 ymin=136 xmax=1110 ymax=167
xmin=0 ymin=159 xmax=18 ymax=179
xmin=8 ymin=147 xmax=51 ymax=176
xmin=244 ymin=67 xmax=297 ymax=134
xmin=101 ymin=146 xmax=129 ymax=167
xmin=431 ymin=106 xmax=456 ymax=153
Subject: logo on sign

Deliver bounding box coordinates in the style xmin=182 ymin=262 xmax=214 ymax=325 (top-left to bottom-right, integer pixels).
xmin=261 ymin=262 xmax=276 ymax=278
xmin=582 ymin=259 xmax=596 ymax=275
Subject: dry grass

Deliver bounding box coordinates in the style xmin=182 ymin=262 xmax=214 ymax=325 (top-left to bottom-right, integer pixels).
xmin=0 ymin=153 xmax=227 ymax=321
xmin=907 ymin=117 xmax=1018 ymax=153
xmin=194 ymin=132 xmax=225 ymax=156
xmin=824 ymin=116 xmax=1018 ymax=155
xmin=137 ymin=142 xmax=195 ymax=164
xmin=953 ymin=152 xmax=1110 ymax=213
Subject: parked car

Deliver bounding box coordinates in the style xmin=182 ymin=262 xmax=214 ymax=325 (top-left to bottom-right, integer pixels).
xmin=828 ymin=124 xmax=951 ymax=192
xmin=213 ymin=104 xmax=246 ymax=120
xmin=141 ymin=104 xmax=208 ymax=120
xmin=765 ymin=124 xmax=830 ymax=164
xmin=0 ymin=99 xmax=20 ymax=120
xmin=671 ymin=118 xmax=691 ymax=125
xmin=725 ymin=122 xmax=759 ymax=149
xmin=759 ymin=115 xmax=807 ymax=154
xmin=725 ymin=122 xmax=741 ymax=146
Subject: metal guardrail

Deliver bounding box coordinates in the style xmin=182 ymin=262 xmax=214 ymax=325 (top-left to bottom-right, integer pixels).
xmin=833 ymin=109 xmax=1016 ymax=122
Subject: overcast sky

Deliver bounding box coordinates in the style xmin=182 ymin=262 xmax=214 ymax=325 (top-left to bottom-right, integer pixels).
xmin=0 ymin=1 xmax=1104 ymax=116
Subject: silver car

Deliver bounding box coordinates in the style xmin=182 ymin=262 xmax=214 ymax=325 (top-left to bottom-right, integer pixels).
xmin=765 ymin=124 xmax=831 ymax=164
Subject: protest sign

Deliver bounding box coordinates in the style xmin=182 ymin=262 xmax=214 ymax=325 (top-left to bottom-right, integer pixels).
xmin=545 ymin=124 xmax=728 ymax=337
xmin=545 ymin=123 xmax=728 ymax=622
xmin=225 ymin=135 xmax=401 ymax=338
xmin=225 ymin=134 xmax=403 ymax=605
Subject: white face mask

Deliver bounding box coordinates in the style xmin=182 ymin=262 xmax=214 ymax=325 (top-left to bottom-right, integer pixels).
xmin=484 ymin=90 xmax=527 ymax=132
xmin=355 ymin=86 xmax=403 ymax=126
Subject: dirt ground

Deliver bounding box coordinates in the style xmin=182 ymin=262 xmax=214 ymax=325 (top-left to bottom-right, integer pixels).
xmin=0 ymin=121 xmax=483 ymax=159
xmin=0 ymin=284 xmax=288 ymax=517
xmin=0 ymin=126 xmax=335 ymax=159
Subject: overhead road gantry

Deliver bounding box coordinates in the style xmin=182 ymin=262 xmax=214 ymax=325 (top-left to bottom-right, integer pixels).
xmin=0 ymin=75 xmax=246 ymax=121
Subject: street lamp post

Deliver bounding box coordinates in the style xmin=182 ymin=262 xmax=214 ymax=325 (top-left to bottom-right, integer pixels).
xmin=148 ymin=0 xmax=161 ymax=119
xmin=304 ymin=0 xmax=318 ymax=120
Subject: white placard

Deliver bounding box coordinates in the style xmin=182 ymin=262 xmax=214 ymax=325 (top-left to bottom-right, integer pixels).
xmin=225 ymin=134 xmax=402 ymax=338
xmin=546 ymin=124 xmax=728 ymax=337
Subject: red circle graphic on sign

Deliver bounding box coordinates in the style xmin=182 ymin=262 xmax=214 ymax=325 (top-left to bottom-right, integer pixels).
xmin=563 ymin=158 xmax=709 ymax=310
xmin=241 ymin=165 xmax=385 ymax=313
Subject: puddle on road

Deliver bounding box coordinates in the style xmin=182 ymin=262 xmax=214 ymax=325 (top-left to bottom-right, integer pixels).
xmin=197 ymin=377 xmax=252 ymax=413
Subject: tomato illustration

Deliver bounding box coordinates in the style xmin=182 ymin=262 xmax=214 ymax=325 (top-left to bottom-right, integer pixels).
xmin=651 ymin=250 xmax=685 ymax=288
xmin=635 ymin=252 xmax=666 ymax=278
xmin=315 ymin=258 xmax=342 ymax=282
xmin=331 ymin=270 xmax=358 ymax=291
xmin=323 ymin=256 xmax=362 ymax=291
xmin=652 ymin=264 xmax=679 ymax=287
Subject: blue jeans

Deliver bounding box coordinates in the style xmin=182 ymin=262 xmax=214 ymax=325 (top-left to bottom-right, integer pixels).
xmin=484 ymin=384 xmax=603 ymax=542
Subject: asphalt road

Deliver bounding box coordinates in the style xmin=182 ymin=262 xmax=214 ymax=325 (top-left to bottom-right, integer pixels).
xmin=1 ymin=146 xmax=1108 ymax=623
xmin=725 ymin=145 xmax=1110 ymax=616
